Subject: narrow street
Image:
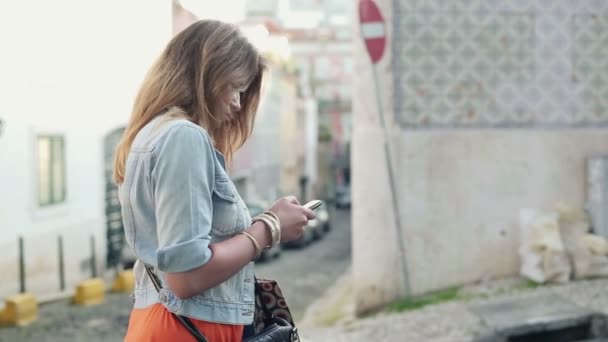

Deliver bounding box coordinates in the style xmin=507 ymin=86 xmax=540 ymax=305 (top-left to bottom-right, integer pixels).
xmin=0 ymin=208 xmax=351 ymax=341
xmin=256 ymin=208 xmax=352 ymax=321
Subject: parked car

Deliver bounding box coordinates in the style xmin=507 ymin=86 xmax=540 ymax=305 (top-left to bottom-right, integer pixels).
xmin=309 ymin=201 xmax=331 ymax=238
xmin=317 ymin=202 xmax=331 ymax=233
xmin=282 ymin=219 xmax=315 ymax=248
xmin=335 ymin=185 xmax=351 ymax=209
xmin=309 ymin=215 xmax=324 ymax=241
xmin=246 ymin=201 xmax=282 ymax=261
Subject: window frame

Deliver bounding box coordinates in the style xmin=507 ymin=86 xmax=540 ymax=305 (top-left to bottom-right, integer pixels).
xmin=36 ymin=134 xmax=67 ymax=208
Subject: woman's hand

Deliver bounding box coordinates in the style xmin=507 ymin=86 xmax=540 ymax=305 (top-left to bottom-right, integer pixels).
xmin=268 ymin=196 xmax=316 ymax=242
xmin=165 ymin=196 xmax=316 ymax=299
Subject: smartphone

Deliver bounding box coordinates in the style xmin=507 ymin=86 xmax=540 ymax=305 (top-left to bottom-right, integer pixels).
xmin=303 ymin=200 xmax=323 ymax=211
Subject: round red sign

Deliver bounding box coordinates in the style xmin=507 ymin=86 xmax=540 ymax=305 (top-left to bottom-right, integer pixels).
xmin=359 ymin=0 xmax=386 ymax=64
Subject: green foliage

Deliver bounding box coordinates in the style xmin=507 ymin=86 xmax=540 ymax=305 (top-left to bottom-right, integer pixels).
xmin=388 ymin=287 xmax=463 ymax=312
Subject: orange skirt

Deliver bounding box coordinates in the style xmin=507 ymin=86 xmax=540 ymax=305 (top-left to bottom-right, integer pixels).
xmin=124 ymin=304 xmax=244 ymax=342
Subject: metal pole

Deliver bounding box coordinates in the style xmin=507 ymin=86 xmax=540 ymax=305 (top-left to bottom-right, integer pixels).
xmin=18 ymin=236 xmax=25 ymax=293
xmin=58 ymin=235 xmax=65 ymax=291
xmin=90 ymin=235 xmax=97 ymax=278
xmin=371 ymin=66 xmax=412 ymax=297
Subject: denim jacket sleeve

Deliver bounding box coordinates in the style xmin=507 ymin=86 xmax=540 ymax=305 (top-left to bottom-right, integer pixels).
xmin=150 ymin=124 xmax=216 ymax=273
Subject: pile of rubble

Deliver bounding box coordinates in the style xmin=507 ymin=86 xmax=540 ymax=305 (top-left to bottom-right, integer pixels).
xmin=519 ymin=203 xmax=608 ymax=284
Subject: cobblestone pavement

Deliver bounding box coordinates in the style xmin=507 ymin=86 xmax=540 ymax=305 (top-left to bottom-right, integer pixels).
xmin=4 ymin=204 xmax=608 ymax=342
xmin=0 ymin=292 xmax=132 ymax=342
xmin=0 ymin=208 xmax=352 ymax=341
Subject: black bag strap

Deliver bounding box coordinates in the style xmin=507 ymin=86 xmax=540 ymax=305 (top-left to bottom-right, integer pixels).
xmin=143 ymin=264 xmax=208 ymax=342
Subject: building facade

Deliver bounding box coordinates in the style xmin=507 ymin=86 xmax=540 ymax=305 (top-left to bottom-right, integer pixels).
xmin=353 ymin=0 xmax=608 ymax=313
xmin=0 ymin=0 xmax=172 ymax=300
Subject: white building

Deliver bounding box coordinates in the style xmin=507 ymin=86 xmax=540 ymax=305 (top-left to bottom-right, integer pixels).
xmin=0 ymin=0 xmax=310 ymax=301
xmin=353 ymin=0 xmax=608 ymax=314
xmin=244 ymin=0 xmax=354 ymax=200
xmin=231 ymin=63 xmax=294 ymax=202
xmin=0 ymin=0 xmax=171 ymax=300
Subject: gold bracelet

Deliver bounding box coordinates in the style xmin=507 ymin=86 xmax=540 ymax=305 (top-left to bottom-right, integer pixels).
xmin=262 ymin=213 xmax=281 ymax=245
xmin=253 ymin=215 xmax=280 ymax=248
xmin=264 ymin=211 xmax=280 ymax=227
xmin=239 ymin=232 xmax=261 ymax=260
xmin=255 ymin=215 xmax=277 ymax=247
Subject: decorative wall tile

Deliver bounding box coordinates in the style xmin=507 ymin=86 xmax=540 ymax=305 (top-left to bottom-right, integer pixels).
xmin=393 ymin=0 xmax=608 ymax=128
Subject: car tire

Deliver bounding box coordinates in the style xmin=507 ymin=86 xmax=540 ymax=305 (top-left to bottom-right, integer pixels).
xmin=312 ymin=228 xmax=322 ymax=241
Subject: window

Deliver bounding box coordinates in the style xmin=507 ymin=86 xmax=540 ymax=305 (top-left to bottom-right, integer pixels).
xmin=37 ymin=135 xmax=66 ymax=206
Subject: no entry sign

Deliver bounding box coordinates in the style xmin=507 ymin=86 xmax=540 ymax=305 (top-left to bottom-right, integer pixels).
xmin=359 ymin=0 xmax=386 ymax=64
xmin=358 ymin=0 xmax=411 ymax=296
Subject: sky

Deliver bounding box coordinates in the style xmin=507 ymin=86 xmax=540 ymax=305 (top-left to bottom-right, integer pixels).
xmin=180 ymin=0 xmax=248 ymax=22
xmin=178 ymin=0 xmax=353 ymax=29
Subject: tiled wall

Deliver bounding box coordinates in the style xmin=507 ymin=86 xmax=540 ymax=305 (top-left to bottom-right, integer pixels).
xmin=393 ymin=0 xmax=608 ymax=128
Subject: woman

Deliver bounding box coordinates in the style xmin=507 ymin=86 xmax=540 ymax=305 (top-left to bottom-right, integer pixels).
xmin=114 ymin=20 xmax=316 ymax=341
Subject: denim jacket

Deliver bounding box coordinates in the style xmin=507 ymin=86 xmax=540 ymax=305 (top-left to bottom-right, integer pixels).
xmin=118 ymin=115 xmax=255 ymax=324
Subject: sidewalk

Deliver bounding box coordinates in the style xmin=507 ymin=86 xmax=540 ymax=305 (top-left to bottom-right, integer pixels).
xmin=297 ymin=269 xmax=608 ymax=342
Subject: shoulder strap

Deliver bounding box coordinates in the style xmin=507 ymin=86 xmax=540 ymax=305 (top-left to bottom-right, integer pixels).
xmin=144 ymin=265 xmax=163 ymax=292
xmin=143 ymin=264 xmax=208 ymax=342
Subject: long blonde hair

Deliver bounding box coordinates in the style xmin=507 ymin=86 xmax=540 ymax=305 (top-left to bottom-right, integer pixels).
xmin=114 ymin=20 xmax=266 ymax=184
